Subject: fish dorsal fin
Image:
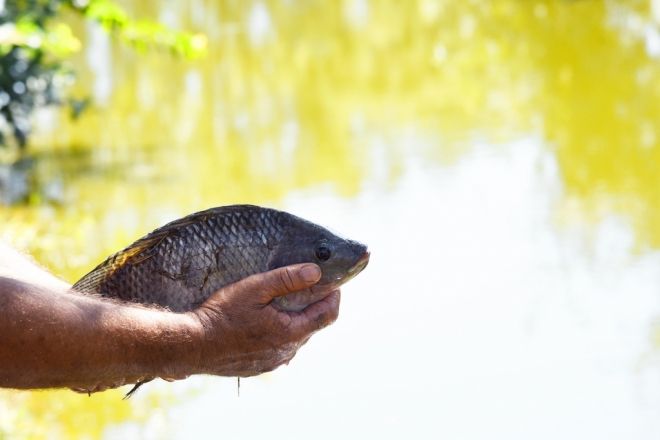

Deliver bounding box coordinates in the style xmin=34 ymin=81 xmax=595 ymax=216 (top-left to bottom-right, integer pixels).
xmin=71 ymin=232 xmax=165 ymax=295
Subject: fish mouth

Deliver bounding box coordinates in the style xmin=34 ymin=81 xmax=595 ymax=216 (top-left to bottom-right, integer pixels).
xmin=349 ymin=250 xmax=370 ymax=276
xmin=333 ymin=249 xmax=370 ymax=285
xmin=317 ymin=249 xmax=370 ymax=287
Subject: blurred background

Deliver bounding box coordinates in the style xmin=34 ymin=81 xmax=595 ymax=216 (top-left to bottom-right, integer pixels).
xmin=2 ymin=0 xmax=660 ymax=438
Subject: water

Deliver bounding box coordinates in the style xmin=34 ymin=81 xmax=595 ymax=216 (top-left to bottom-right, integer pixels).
xmin=4 ymin=1 xmax=660 ymax=438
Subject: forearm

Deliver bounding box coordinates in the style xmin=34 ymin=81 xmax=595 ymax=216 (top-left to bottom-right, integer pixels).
xmin=0 ymin=277 xmax=200 ymax=390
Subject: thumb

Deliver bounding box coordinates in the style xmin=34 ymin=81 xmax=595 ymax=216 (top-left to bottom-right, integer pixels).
xmin=224 ymin=263 xmax=322 ymax=304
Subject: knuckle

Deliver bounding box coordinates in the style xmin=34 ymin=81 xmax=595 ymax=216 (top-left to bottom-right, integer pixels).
xmin=279 ymin=267 xmax=297 ymax=292
xmin=315 ymin=307 xmax=338 ymax=330
xmin=314 ymin=312 xmax=330 ymax=330
xmin=278 ymin=313 xmax=293 ymax=330
xmin=328 ymin=306 xmax=339 ymax=323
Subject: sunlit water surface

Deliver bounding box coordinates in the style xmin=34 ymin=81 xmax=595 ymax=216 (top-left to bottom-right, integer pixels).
xmin=3 ymin=1 xmax=660 ymax=439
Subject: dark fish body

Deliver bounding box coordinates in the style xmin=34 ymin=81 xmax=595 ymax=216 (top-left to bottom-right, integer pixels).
xmin=73 ymin=205 xmax=369 ymax=312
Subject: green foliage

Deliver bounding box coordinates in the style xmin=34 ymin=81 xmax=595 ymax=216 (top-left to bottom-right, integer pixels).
xmin=0 ymin=0 xmax=206 ymax=150
xmin=79 ymin=0 xmax=207 ymax=57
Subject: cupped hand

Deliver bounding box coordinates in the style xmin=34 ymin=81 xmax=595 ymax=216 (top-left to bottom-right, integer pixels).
xmin=188 ymin=263 xmax=340 ymax=377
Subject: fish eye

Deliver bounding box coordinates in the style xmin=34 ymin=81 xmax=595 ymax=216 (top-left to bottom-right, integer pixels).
xmin=315 ymin=245 xmax=332 ymax=261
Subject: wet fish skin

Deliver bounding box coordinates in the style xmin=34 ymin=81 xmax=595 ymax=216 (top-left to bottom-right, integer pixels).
xmin=73 ymin=205 xmax=369 ymax=312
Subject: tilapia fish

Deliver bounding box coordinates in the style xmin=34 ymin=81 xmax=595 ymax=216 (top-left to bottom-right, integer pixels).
xmin=73 ymin=205 xmax=369 ymax=312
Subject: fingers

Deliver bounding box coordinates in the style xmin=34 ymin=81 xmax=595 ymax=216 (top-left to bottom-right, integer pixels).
xmin=288 ymin=290 xmax=341 ymax=337
xmin=225 ymin=264 xmax=322 ymax=304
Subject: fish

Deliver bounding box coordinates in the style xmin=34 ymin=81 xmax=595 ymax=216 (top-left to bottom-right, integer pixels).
xmin=73 ymin=204 xmax=370 ymax=313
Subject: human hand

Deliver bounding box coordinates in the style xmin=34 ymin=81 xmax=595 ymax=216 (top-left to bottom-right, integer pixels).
xmin=188 ymin=263 xmax=340 ymax=377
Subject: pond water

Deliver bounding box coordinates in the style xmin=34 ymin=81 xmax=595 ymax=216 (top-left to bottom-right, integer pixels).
xmin=3 ymin=1 xmax=660 ymax=438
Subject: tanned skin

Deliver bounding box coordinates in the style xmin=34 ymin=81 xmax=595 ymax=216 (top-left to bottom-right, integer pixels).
xmin=0 ymin=243 xmax=339 ymax=392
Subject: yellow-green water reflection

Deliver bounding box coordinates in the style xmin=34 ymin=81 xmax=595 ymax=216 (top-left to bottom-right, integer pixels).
xmin=0 ymin=388 xmax=165 ymax=439
xmin=4 ymin=0 xmax=660 ymax=437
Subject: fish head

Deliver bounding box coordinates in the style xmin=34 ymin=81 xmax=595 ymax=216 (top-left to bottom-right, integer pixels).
xmin=268 ymin=215 xmax=369 ymax=290
xmin=309 ymin=236 xmax=369 ymax=288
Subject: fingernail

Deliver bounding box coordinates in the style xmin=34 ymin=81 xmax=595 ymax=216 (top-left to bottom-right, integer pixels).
xmin=300 ymin=264 xmax=321 ymax=283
